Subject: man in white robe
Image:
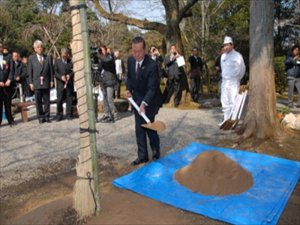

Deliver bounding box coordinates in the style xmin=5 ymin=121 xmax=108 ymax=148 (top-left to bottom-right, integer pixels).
xmin=220 ymin=36 xmax=246 ymax=122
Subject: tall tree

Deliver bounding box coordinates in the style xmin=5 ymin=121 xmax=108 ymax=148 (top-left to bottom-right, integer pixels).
xmin=91 ymin=0 xmax=198 ymax=53
xmin=243 ymin=0 xmax=279 ymax=140
xmin=89 ymin=0 xmax=198 ymax=105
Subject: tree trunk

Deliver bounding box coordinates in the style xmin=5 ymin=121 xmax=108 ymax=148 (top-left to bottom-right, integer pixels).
xmin=70 ymin=0 xmax=100 ymax=218
xmin=243 ymin=0 xmax=279 ymax=140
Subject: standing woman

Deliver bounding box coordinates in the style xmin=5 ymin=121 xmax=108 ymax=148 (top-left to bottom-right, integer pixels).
xmin=163 ymin=44 xmax=184 ymax=107
xmin=98 ymin=45 xmax=117 ymax=123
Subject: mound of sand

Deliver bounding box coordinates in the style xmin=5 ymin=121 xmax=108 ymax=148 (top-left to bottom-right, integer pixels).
xmin=174 ymin=150 xmax=253 ymax=196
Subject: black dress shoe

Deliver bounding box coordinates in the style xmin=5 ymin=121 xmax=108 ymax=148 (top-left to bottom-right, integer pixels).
xmin=56 ymin=115 xmax=63 ymax=121
xmin=45 ymin=118 xmax=51 ymax=123
xmin=131 ymin=158 xmax=149 ymax=166
xmin=100 ymin=116 xmax=114 ymax=123
xmin=152 ymin=150 xmax=160 ymax=161
xmin=9 ymin=121 xmax=16 ymax=127
xmin=39 ymin=118 xmax=46 ymax=124
xmin=66 ymin=115 xmax=73 ymax=120
xmin=98 ymin=115 xmax=109 ymax=122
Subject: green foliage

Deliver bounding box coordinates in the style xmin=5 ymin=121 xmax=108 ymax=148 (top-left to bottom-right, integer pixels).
xmin=0 ymin=0 xmax=71 ymax=57
xmin=274 ymin=56 xmax=286 ymax=93
xmin=183 ymin=0 xmax=249 ymax=64
xmin=277 ymin=106 xmax=290 ymax=115
xmin=274 ymin=0 xmax=300 ymax=55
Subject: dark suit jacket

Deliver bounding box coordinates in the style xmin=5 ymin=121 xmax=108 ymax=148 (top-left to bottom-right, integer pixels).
xmin=126 ymin=54 xmax=162 ymax=117
xmin=13 ymin=60 xmax=23 ymax=82
xmin=0 ymin=54 xmax=14 ymax=83
xmin=28 ymin=54 xmax=54 ymax=89
xmin=98 ymin=54 xmax=117 ymax=87
xmin=188 ymin=55 xmax=203 ymax=78
xmin=189 ymin=55 xmax=203 ymax=70
xmin=54 ymin=58 xmax=74 ymax=90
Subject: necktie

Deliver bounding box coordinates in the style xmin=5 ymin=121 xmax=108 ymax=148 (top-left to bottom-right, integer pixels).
xmin=38 ymin=55 xmax=43 ymax=64
xmin=136 ymin=62 xmax=140 ymax=78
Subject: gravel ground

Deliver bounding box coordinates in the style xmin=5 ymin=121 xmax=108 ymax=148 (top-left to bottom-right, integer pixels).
xmin=0 ymin=105 xmax=224 ymax=189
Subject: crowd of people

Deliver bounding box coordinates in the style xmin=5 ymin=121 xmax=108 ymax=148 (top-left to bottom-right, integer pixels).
xmin=1 ymin=36 xmax=300 ymax=165
xmin=1 ymin=37 xmax=300 ymax=129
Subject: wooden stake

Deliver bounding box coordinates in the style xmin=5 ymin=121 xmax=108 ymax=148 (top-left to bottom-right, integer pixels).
xmin=70 ymin=0 xmax=100 ymax=218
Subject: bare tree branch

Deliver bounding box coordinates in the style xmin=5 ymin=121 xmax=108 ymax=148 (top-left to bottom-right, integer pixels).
xmin=92 ymin=0 xmax=166 ymax=34
xmin=211 ymin=0 xmax=226 ymax=16
xmin=178 ymin=0 xmax=199 ymax=22
xmin=107 ymin=0 xmax=113 ymax=13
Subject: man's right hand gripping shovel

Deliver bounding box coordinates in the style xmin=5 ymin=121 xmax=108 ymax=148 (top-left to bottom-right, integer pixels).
xmin=128 ymin=97 xmax=166 ymax=132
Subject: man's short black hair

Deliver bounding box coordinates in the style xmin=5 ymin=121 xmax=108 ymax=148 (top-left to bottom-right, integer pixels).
xmin=132 ymin=36 xmax=145 ymax=49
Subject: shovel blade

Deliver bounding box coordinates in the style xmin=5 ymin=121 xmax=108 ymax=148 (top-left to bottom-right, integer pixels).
xmin=223 ymin=120 xmax=235 ymax=130
xmin=142 ymin=121 xmax=166 ymax=132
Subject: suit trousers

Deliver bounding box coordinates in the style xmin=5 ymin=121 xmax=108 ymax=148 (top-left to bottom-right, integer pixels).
xmin=0 ymin=87 xmax=14 ymax=125
xmin=162 ymin=78 xmax=182 ymax=107
xmin=287 ymin=77 xmax=300 ymax=107
xmin=103 ymin=86 xmax=116 ymax=116
xmin=35 ymin=89 xmax=50 ymax=120
xmin=190 ymin=76 xmax=201 ymax=101
xmin=134 ymin=110 xmax=160 ymax=160
xmin=56 ymin=86 xmax=73 ymax=116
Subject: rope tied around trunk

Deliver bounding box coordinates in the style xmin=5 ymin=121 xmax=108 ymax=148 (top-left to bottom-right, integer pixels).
xmin=76 ymin=172 xmax=98 ymax=214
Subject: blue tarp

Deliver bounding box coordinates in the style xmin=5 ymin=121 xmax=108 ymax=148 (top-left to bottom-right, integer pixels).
xmin=113 ymin=142 xmax=300 ymax=225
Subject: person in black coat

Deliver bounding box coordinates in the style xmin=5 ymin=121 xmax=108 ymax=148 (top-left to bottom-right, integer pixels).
xmin=54 ymin=48 xmax=74 ymax=121
xmin=0 ymin=43 xmax=15 ymax=127
xmin=163 ymin=44 xmax=184 ymax=107
xmin=125 ymin=36 xmax=162 ymax=165
xmin=20 ymin=57 xmax=33 ymax=98
xmin=97 ymin=45 xmax=117 ymax=123
xmin=285 ymin=45 xmax=300 ymax=108
xmin=188 ymin=48 xmax=203 ymax=101
xmin=12 ymin=51 xmax=25 ymax=100
xmin=28 ymin=40 xmax=54 ymax=123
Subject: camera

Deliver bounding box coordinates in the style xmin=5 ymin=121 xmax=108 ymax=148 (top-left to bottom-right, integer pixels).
xmin=90 ymin=48 xmax=100 ymax=86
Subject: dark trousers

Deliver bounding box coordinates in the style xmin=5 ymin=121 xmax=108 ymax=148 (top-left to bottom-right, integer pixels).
xmin=116 ymin=79 xmax=122 ymax=99
xmin=22 ymin=80 xmax=33 ymax=97
xmin=162 ymin=78 xmax=182 ymax=107
xmin=56 ymin=86 xmax=73 ymax=116
xmin=0 ymin=87 xmax=14 ymax=125
xmin=35 ymin=89 xmax=50 ymax=120
xmin=190 ymin=76 xmax=200 ymax=101
xmin=134 ymin=110 xmax=160 ymax=160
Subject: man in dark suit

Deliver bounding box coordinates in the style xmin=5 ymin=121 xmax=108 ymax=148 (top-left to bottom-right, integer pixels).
xmin=12 ymin=51 xmax=25 ymax=101
xmin=54 ymin=48 xmax=74 ymax=121
xmin=188 ymin=47 xmax=203 ymax=101
xmin=28 ymin=40 xmax=54 ymax=123
xmin=0 ymin=43 xmax=15 ymax=127
xmin=125 ymin=36 xmax=162 ymax=165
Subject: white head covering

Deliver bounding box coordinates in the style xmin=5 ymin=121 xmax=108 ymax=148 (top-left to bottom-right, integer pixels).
xmin=223 ymin=36 xmax=233 ymax=45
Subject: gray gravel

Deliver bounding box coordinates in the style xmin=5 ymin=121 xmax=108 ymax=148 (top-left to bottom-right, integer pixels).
xmin=0 ymin=106 xmax=224 ymax=189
